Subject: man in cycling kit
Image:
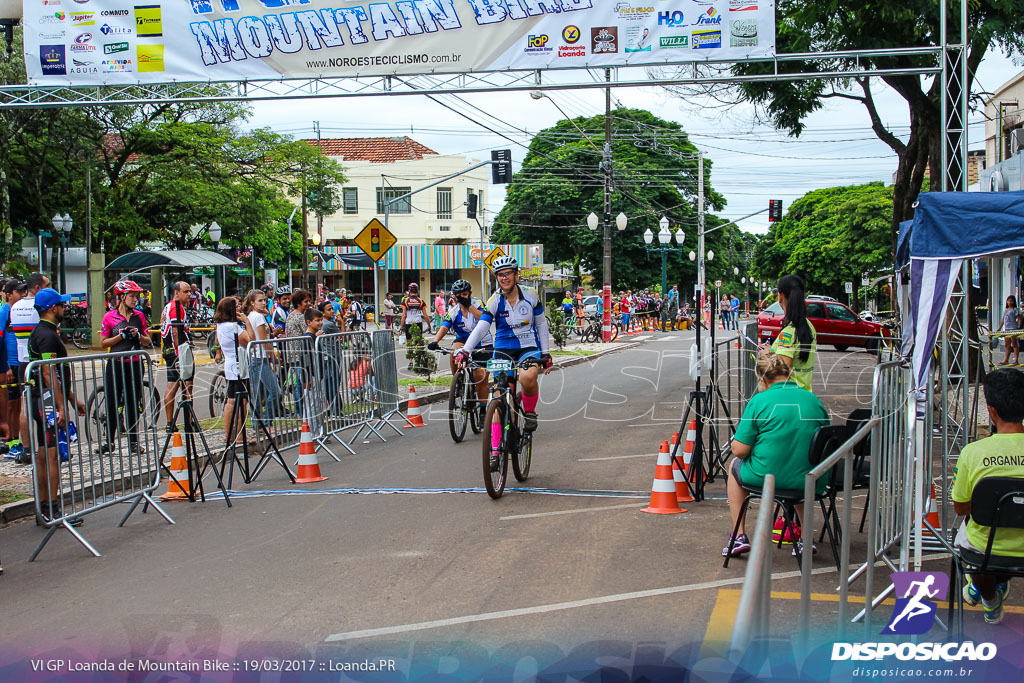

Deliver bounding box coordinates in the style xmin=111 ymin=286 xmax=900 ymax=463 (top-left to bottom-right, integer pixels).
xmin=428 ymin=280 xmax=493 ymax=418
xmin=270 ymin=286 xmax=291 ymax=338
xmin=456 ymin=256 xmax=552 ymax=432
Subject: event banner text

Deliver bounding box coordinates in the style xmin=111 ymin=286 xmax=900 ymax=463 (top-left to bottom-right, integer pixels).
xmin=23 ymin=0 xmax=776 ymax=86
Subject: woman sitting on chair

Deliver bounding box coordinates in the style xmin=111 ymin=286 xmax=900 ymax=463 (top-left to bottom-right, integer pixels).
xmin=723 ymin=353 xmax=830 ymax=557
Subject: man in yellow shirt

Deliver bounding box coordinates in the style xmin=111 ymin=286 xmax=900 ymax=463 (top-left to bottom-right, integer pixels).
xmin=951 ymin=368 xmax=1024 ymax=625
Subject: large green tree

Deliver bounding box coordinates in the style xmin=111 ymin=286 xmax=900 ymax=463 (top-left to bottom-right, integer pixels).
xmin=493 ymin=108 xmax=745 ymax=292
xmin=667 ymin=0 xmax=1024 ymax=248
xmin=753 ymin=182 xmax=893 ymax=298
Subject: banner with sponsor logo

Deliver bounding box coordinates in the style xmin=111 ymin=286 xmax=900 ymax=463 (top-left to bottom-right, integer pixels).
xmin=23 ymin=1 xmax=775 ymax=86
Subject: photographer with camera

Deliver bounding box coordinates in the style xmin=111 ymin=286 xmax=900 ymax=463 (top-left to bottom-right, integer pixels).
xmin=100 ymin=280 xmax=153 ymax=454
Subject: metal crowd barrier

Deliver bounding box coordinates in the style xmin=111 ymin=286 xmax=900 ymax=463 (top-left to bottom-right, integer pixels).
xmin=22 ymin=350 xmax=174 ymax=561
xmin=851 ymin=360 xmax=912 ymax=628
xmin=246 ymin=335 xmax=332 ymax=459
xmin=316 ymin=331 xmax=388 ymax=451
xmin=728 ymin=474 xmax=776 ymax=660
xmin=370 ymin=329 xmax=411 ymax=434
xmin=797 ymin=418 xmax=878 ymax=646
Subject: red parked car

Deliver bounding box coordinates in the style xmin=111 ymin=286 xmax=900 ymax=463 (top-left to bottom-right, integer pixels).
xmin=757 ymin=298 xmax=892 ymax=352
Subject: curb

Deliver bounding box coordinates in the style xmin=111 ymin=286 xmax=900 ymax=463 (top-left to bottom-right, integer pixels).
xmin=398 ymin=342 xmax=640 ymax=410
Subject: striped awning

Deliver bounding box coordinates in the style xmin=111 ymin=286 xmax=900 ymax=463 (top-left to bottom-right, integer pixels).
xmin=321 ymin=244 xmax=536 ymax=271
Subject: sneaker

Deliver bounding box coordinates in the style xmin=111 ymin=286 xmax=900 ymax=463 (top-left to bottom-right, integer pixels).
xmin=962 ymin=575 xmax=981 ymax=607
xmin=982 ymin=581 xmax=1010 ymax=625
xmin=523 ymin=411 xmax=538 ymax=432
xmin=489 ymin=451 xmax=501 ymax=473
xmin=722 ymin=533 xmax=751 ymax=557
xmin=792 ymin=540 xmax=818 ymax=557
xmin=39 ymin=506 xmax=84 ymax=527
xmin=772 ymin=516 xmax=800 ymax=544
xmin=13 ymin=444 xmax=31 ymax=465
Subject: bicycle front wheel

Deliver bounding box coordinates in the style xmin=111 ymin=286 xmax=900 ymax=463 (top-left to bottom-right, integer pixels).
xmin=72 ymin=328 xmax=90 ymax=350
xmin=209 ymin=371 xmax=228 ymax=417
xmin=84 ymin=387 xmax=106 ymax=445
xmin=448 ymin=369 xmax=469 ymax=443
xmin=481 ymin=399 xmax=508 ymax=499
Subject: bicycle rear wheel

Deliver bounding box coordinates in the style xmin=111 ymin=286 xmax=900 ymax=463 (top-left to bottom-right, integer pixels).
xmin=448 ymin=369 xmax=469 ymax=443
xmin=84 ymin=388 xmax=106 ymax=445
xmin=72 ymin=328 xmax=90 ymax=350
xmin=481 ymin=399 xmax=508 ymax=499
xmin=209 ymin=371 xmax=228 ymax=417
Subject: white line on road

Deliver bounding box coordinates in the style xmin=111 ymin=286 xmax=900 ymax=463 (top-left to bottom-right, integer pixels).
xmin=324 ymin=566 xmax=841 ymax=643
xmin=578 ymin=453 xmax=657 ymax=462
xmin=632 ymin=335 xmax=653 ymax=341
xmin=499 ymin=502 xmax=645 ymax=520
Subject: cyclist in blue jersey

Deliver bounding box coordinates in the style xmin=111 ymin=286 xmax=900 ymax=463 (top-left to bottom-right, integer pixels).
xmin=456 ymin=256 xmax=552 ymax=432
xmin=428 ymin=280 xmax=493 ymax=418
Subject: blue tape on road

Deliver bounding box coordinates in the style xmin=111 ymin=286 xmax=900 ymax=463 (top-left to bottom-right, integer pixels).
xmin=203 ymin=486 xmax=652 ymax=500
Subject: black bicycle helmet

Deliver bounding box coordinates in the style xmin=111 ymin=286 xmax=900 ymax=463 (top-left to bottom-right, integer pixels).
xmin=451 ymin=279 xmax=472 ymax=294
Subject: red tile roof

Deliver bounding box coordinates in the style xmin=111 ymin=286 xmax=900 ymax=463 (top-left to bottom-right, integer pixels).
xmin=303 ymin=136 xmax=438 ymax=163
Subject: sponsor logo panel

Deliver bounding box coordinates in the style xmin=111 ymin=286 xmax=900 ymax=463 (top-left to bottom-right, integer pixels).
xmin=691 ymin=29 xmax=721 ymax=49
xmin=100 ymin=23 xmax=132 ymax=36
xmin=136 ymin=43 xmax=164 ymax=72
xmin=104 ymin=41 xmax=129 ymax=54
xmin=101 ymin=58 xmax=133 ymax=72
xmin=624 ymin=26 xmax=651 ymax=53
xmin=591 ymin=26 xmax=618 ymax=54
xmin=729 ymin=19 xmax=758 ymax=47
xmin=660 ymin=35 xmax=689 ymax=48
xmin=525 ymin=34 xmax=552 ymax=54
xmin=134 ymin=5 xmax=162 ymax=38
xmin=658 ymin=10 xmax=685 ymax=27
xmin=729 ymin=0 xmax=758 ymax=10
xmin=39 ymin=44 xmax=66 ymax=75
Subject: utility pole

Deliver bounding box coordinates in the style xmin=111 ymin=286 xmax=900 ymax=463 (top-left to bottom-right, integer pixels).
xmin=314 ymin=121 xmax=323 ymax=295
xmin=301 ymin=191 xmax=309 ymax=290
xmin=602 ymin=68 xmax=613 ymax=342
xmin=697 ymin=151 xmax=705 ymax=327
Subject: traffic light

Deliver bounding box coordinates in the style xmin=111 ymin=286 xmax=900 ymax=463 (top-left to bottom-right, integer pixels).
xmin=768 ymin=199 xmax=783 ymax=222
xmin=370 ymin=228 xmax=380 ymax=252
xmin=491 ymin=149 xmax=513 ymax=184
xmin=467 ymin=193 xmax=478 ymax=220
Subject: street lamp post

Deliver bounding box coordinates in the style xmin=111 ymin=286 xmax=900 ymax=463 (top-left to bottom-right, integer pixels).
xmin=3 ymin=225 xmax=12 ymax=266
xmin=209 ymin=221 xmax=222 ymax=300
xmin=643 ymin=216 xmax=685 ymax=297
xmin=51 ymin=213 xmax=72 ymax=292
xmin=310 ymin=232 xmax=322 ymax=298
xmin=588 ymin=210 xmax=627 ymax=341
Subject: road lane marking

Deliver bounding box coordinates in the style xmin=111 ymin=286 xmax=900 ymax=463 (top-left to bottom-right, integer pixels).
xmin=324 ymin=566 xmax=842 ymax=643
xmin=578 ymin=453 xmax=658 ymax=462
xmin=500 ymin=502 xmax=646 ymax=520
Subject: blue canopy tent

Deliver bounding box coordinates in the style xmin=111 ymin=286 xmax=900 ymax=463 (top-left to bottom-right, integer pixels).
xmin=898 ymin=192 xmax=1024 ymax=391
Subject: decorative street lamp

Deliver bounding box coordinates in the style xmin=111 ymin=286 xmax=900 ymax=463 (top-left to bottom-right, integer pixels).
xmin=644 ymin=216 xmax=685 ymax=297
xmin=51 ymin=213 xmax=72 ymax=292
xmin=588 ymin=211 xmax=628 ymax=341
xmin=209 ymin=221 xmax=223 ymax=298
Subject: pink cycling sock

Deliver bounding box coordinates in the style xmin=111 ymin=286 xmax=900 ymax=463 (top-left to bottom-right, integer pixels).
xmin=522 ymin=393 xmax=538 ymax=413
xmin=491 ymin=422 xmax=502 ymax=451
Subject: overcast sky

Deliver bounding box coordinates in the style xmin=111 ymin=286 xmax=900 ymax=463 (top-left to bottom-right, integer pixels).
xmin=248 ymin=48 xmax=1021 ymax=236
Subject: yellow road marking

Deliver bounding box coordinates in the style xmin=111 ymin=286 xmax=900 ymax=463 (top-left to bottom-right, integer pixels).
xmin=703 ymin=589 xmax=1024 ymax=647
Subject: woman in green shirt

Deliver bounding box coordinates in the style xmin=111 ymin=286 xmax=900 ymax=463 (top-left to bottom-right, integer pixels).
xmin=764 ymin=274 xmax=817 ymax=391
xmin=723 ymin=353 xmax=830 ymax=557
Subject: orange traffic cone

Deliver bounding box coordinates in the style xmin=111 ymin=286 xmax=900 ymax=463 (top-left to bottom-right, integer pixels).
xmin=160 ymin=431 xmax=191 ymax=501
xmin=295 ymin=421 xmax=328 ymax=483
xmin=734 ymin=331 xmax=742 ymax=349
xmin=922 ymin=483 xmax=940 ymax=535
xmin=682 ymin=419 xmax=706 ymax=484
xmin=668 ymin=439 xmax=695 ymax=504
xmin=643 ymin=440 xmax=686 ymax=515
xmin=405 ymin=385 xmax=426 ymax=428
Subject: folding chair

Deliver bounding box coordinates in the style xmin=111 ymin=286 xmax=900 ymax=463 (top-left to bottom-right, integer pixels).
xmin=948 ymin=476 xmax=1024 ymax=639
xmin=723 ymin=425 xmax=845 ymax=570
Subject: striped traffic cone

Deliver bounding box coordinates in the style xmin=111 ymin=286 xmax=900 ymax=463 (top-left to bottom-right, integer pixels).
xmin=405 ymin=385 xmax=426 ymax=428
xmin=682 ymin=419 xmax=706 ymax=484
xmin=643 ymin=440 xmax=686 ymax=515
xmin=734 ymin=331 xmax=742 ymax=349
xmin=295 ymin=421 xmax=328 ymax=483
xmin=922 ymin=483 xmax=940 ymax=535
xmin=668 ymin=438 xmax=695 ymax=503
xmin=160 ymin=431 xmax=191 ymax=501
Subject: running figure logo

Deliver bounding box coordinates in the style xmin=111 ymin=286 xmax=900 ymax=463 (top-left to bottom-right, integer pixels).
xmin=883 ymin=571 xmax=949 ymax=635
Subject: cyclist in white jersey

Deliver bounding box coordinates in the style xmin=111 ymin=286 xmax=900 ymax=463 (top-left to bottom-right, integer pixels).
xmin=457 ymin=256 xmax=552 ymax=432
xmin=428 ymin=280 xmax=493 ymax=418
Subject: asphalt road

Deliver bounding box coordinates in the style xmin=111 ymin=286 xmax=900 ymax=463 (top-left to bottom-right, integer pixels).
xmin=4 ymin=337 xmax=1013 ymax=677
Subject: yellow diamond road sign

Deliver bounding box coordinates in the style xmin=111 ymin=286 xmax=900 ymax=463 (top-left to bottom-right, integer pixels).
xmin=484 ymin=246 xmax=506 ymax=269
xmin=354 ymin=218 xmax=397 ymax=262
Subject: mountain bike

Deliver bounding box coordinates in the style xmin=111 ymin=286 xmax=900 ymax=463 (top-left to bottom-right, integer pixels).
xmin=481 ymin=356 xmax=542 ymax=499
xmin=581 ymin=315 xmax=618 ymax=343
xmin=437 ymin=347 xmax=485 ymax=443
xmin=84 ymin=377 xmax=161 ymax=446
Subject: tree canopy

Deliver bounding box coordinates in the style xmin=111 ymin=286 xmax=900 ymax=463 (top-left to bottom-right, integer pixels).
xmin=0 ymin=28 xmax=345 ymax=275
xmin=493 ymin=108 xmax=748 ymax=293
xmin=753 ymin=182 xmax=893 ymax=299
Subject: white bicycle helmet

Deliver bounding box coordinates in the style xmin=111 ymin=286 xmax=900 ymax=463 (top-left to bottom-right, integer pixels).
xmin=490 ymin=255 xmax=519 ymax=274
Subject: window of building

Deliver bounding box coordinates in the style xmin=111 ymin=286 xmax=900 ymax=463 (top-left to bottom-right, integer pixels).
xmin=342 ymin=187 xmax=358 ymax=215
xmin=376 ymin=187 xmax=412 ymax=215
xmin=437 ymin=187 xmax=452 ymax=219
xmin=439 ymin=226 xmax=450 ymax=232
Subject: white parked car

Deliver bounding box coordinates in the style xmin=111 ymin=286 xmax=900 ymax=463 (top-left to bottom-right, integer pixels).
xmin=582 ymin=295 xmax=602 ymax=316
